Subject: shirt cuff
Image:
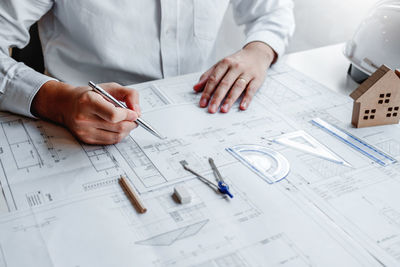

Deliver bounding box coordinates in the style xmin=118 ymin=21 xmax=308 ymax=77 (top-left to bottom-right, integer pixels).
xmin=1 ymin=68 xmax=56 ymax=118
xmin=245 ymin=31 xmax=287 ymax=59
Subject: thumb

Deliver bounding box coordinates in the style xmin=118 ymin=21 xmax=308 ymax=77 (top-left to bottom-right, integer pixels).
xmin=123 ymin=108 xmax=139 ymax=122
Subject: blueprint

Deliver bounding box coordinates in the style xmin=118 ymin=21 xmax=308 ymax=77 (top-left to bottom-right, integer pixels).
xmin=0 ymin=64 xmax=399 ymax=266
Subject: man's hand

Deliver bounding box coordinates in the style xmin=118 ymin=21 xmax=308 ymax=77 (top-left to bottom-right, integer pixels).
xmin=193 ymin=41 xmax=276 ymax=113
xmin=32 ymin=81 xmax=141 ymax=145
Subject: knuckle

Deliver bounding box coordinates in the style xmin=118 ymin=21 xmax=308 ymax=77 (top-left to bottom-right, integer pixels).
xmin=208 ymin=75 xmax=217 ymax=84
xmin=75 ymin=129 xmax=85 ymax=138
xmin=76 ymin=130 xmax=93 ymax=144
xmin=129 ymin=122 xmax=137 ymax=131
xmin=202 ymin=92 xmax=211 ymax=99
xmin=115 ymin=123 xmax=125 ymax=132
xmin=109 ymin=112 xmax=120 ymax=123
xmin=121 ymin=122 xmax=134 ymax=133
xmin=73 ymin=112 xmax=85 ymax=122
xmin=219 ymin=80 xmax=230 ymax=87
xmin=115 ymin=133 xmax=125 ymax=143
xmin=225 ymin=97 xmax=233 ymax=105
xmin=231 ymin=61 xmax=240 ymax=68
xmin=132 ymin=112 xmax=139 ymax=122
xmin=221 ymin=57 xmax=232 ymax=65
xmin=77 ymin=92 xmax=91 ymax=105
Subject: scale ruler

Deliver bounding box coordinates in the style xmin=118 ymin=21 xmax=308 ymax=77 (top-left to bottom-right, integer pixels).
xmin=311 ymin=118 xmax=397 ymax=167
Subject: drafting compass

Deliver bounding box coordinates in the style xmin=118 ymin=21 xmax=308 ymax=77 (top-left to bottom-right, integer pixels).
xmin=180 ymin=158 xmax=233 ymax=198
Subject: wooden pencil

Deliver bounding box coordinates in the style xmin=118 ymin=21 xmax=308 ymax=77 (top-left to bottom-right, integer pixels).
xmin=119 ymin=176 xmax=147 ymax=214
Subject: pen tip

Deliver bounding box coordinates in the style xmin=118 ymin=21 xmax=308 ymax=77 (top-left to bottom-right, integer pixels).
xmin=157 ymin=134 xmax=167 ymax=140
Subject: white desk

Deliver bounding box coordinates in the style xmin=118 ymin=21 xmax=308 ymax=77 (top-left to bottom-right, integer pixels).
xmin=285 ymin=42 xmax=359 ymax=95
xmin=1 ymin=44 xmax=400 ymax=266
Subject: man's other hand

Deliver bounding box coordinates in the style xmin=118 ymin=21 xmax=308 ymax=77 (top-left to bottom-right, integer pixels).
xmin=193 ymin=41 xmax=276 ymax=113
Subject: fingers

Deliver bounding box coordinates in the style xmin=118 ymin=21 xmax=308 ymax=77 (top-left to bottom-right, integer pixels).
xmin=94 ymin=118 xmax=138 ymax=133
xmin=195 ymin=43 xmax=273 ymax=114
xmin=199 ymin=60 xmax=230 ymax=108
xmin=71 ymin=112 xmax=137 ymax=145
xmin=193 ymin=66 xmax=214 ymax=92
xmin=220 ymin=77 xmax=251 ymax=113
xmin=100 ymin=83 xmax=141 ymax=117
xmin=207 ymin=69 xmax=243 ymax=113
xmin=77 ymin=127 xmax=131 ymax=145
xmin=240 ymin=79 xmax=262 ymax=111
xmin=85 ymin=92 xmax=138 ymax=123
xmin=66 ymin=82 xmax=142 ymax=145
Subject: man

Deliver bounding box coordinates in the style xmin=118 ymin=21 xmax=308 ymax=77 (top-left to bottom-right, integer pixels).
xmin=0 ymin=0 xmax=295 ymax=144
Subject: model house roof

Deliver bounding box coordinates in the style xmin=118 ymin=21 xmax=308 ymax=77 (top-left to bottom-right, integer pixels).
xmin=350 ymin=65 xmax=393 ymax=101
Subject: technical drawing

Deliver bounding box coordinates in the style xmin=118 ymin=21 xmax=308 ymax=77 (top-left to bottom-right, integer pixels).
xmin=1 ymin=119 xmax=42 ymax=169
xmin=377 ymin=139 xmax=400 ymax=157
xmin=260 ymin=71 xmax=322 ymax=106
xmin=81 ymin=145 xmax=119 ymax=172
xmin=164 ymin=233 xmax=313 ymax=267
xmin=168 ymin=203 xmax=207 ymax=223
xmin=0 ymin=65 xmax=393 ymax=267
xmin=159 ymin=82 xmax=200 ymax=104
xmin=35 ymin=125 xmax=61 ymax=163
xmin=135 ymin=219 xmax=209 ymax=246
xmin=381 ymin=208 xmax=400 ymax=228
xmin=241 ymin=116 xmax=275 ymax=130
xmin=362 ymin=195 xmax=400 ymax=229
xmin=82 ymin=175 xmax=121 ymax=191
xmin=114 ymin=137 xmax=166 ymax=188
xmin=138 ymin=84 xmax=171 ymax=111
xmin=12 ymin=216 xmax=58 ymax=233
xmin=262 ymin=78 xmax=300 ymax=105
xmin=0 ymin=159 xmax=16 ymax=211
xmin=194 ymin=252 xmax=249 ymax=267
xmin=153 ymin=138 xmax=190 ymax=152
xmin=280 ymin=70 xmax=323 ymax=98
xmin=26 ymin=190 xmax=53 ymax=207
xmin=297 ymin=154 xmax=351 ymax=180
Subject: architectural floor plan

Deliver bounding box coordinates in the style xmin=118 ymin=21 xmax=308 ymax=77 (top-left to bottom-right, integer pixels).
xmin=0 ymin=64 xmax=399 ymax=266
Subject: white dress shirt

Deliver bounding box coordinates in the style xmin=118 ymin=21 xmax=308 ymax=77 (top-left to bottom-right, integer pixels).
xmin=0 ymin=0 xmax=295 ymax=118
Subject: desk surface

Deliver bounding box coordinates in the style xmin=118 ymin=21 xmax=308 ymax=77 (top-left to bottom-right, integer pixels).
xmin=1 ymin=44 xmax=400 ymax=266
xmin=284 ymin=42 xmax=359 ymax=95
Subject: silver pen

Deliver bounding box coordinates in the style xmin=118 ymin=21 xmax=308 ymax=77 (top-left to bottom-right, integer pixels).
xmin=88 ymin=81 xmax=165 ymax=139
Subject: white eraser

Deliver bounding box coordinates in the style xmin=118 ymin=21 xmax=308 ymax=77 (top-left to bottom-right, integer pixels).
xmin=174 ymin=185 xmax=191 ymax=204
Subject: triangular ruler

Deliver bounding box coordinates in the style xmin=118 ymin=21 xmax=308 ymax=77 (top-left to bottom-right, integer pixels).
xmin=272 ymin=130 xmax=352 ymax=167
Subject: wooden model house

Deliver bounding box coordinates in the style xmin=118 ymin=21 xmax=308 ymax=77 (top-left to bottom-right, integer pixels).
xmin=350 ymin=65 xmax=400 ymax=128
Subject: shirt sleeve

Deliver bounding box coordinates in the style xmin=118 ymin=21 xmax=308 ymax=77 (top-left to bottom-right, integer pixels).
xmin=230 ymin=0 xmax=295 ymax=58
xmin=0 ymin=0 xmax=55 ymax=118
